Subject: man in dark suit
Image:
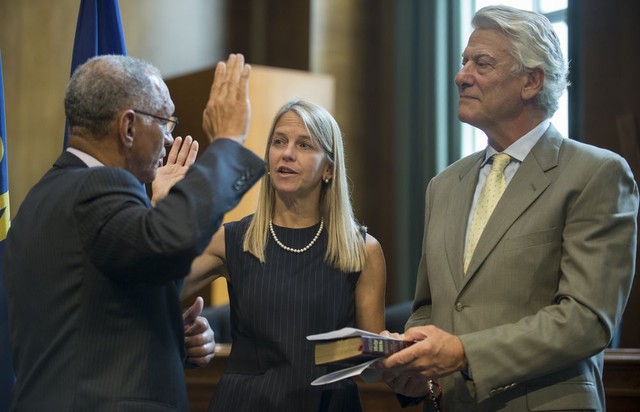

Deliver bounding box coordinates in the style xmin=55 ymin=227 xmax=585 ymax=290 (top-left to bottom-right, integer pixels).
xmin=4 ymin=53 xmax=264 ymax=411
xmin=380 ymin=6 xmax=638 ymax=411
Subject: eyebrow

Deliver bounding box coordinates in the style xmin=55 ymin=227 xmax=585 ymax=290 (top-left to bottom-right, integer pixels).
xmin=273 ymin=130 xmax=312 ymax=140
xmin=466 ymin=51 xmax=495 ymax=60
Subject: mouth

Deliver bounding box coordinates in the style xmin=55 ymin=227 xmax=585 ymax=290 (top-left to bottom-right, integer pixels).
xmin=276 ymin=166 xmax=298 ymax=175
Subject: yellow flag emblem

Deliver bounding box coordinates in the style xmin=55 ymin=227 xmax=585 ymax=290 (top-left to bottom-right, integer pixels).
xmin=0 ymin=133 xmax=10 ymax=241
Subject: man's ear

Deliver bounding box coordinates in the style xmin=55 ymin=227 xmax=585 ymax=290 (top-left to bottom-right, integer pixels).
xmin=522 ymin=67 xmax=544 ymax=101
xmin=119 ymin=110 xmax=136 ymax=148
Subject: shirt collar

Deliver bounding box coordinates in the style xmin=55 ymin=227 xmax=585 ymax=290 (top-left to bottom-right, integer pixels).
xmin=66 ymin=147 xmax=104 ymax=168
xmin=482 ymin=119 xmax=550 ymax=166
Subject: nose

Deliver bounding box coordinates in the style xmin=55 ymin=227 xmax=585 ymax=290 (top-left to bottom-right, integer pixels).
xmin=163 ymin=132 xmax=174 ymax=148
xmin=282 ymin=143 xmax=296 ymax=161
xmin=455 ymin=64 xmax=473 ymax=91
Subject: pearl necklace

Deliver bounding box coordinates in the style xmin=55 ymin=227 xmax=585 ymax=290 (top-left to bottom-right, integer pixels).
xmin=269 ymin=218 xmax=324 ymax=253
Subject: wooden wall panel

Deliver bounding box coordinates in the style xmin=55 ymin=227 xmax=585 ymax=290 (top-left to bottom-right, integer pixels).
xmin=572 ymin=0 xmax=640 ymax=347
xmin=310 ymin=0 xmax=397 ymax=302
xmin=0 ymin=0 xmax=78 ymax=215
xmin=224 ymin=0 xmax=310 ymax=71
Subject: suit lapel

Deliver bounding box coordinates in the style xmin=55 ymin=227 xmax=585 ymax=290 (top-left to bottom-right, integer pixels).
xmin=462 ymin=126 xmax=564 ymax=285
xmin=446 ymin=152 xmax=484 ymax=290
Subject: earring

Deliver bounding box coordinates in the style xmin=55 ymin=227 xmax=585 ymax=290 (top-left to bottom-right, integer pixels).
xmin=324 ymin=178 xmax=330 ymax=184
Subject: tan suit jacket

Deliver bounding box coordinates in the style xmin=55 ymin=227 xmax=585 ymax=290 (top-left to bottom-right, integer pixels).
xmin=406 ymin=126 xmax=638 ymax=411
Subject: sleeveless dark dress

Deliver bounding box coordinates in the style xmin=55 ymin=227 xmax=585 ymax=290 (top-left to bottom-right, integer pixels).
xmin=209 ymin=216 xmax=363 ymax=412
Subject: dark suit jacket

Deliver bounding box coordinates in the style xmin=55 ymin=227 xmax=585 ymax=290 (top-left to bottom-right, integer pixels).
xmin=5 ymin=138 xmax=264 ymax=412
xmin=406 ymin=126 xmax=638 ymax=411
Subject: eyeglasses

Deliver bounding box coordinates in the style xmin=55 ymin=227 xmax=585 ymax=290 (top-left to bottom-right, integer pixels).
xmin=133 ymin=109 xmax=179 ymax=134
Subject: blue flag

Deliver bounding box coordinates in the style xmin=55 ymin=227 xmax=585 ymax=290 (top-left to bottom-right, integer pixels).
xmin=64 ymin=0 xmax=127 ymax=149
xmin=0 ymin=50 xmax=14 ymax=412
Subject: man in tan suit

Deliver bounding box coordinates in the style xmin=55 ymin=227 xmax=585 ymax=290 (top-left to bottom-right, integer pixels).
xmin=380 ymin=5 xmax=638 ymax=411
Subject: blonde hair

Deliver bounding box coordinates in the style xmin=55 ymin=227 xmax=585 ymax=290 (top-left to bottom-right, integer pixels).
xmin=243 ymin=100 xmax=366 ymax=272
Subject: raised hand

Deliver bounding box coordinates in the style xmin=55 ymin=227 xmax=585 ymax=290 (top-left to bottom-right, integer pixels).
xmin=202 ymin=53 xmax=252 ymax=144
xmin=151 ymin=135 xmax=199 ymax=205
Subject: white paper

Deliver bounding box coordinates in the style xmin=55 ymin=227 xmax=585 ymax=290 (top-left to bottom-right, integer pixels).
xmin=306 ymin=327 xmax=387 ymax=341
xmin=310 ymin=358 xmax=380 ymax=386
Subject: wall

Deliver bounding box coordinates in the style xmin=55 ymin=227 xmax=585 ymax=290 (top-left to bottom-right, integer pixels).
xmin=0 ymin=0 xmax=225 ymax=215
xmin=570 ymin=0 xmax=640 ymax=348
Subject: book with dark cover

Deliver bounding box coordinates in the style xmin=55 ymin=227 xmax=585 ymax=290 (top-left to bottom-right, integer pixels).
xmin=307 ymin=327 xmax=415 ymax=385
xmin=307 ymin=328 xmax=416 ymax=385
xmin=314 ymin=335 xmax=415 ymax=365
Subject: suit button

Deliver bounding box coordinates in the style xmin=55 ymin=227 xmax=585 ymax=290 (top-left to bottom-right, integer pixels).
xmin=455 ymin=301 xmax=464 ymax=311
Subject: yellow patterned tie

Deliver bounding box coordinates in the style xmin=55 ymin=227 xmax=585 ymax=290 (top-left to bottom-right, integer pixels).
xmin=463 ymin=153 xmax=511 ymax=274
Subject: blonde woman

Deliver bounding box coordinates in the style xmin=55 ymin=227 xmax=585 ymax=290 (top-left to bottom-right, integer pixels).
xmin=183 ymin=100 xmax=386 ymax=412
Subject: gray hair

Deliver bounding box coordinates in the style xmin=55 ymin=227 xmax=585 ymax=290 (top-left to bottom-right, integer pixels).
xmin=473 ymin=5 xmax=569 ymax=117
xmin=64 ymin=55 xmax=166 ymax=136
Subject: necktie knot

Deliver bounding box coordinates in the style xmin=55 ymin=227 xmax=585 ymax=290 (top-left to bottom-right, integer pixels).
xmin=490 ymin=153 xmax=511 ymax=174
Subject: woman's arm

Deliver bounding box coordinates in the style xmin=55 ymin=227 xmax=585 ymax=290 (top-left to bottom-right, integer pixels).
xmin=180 ymin=226 xmax=228 ymax=300
xmin=355 ymin=233 xmax=387 ymax=333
